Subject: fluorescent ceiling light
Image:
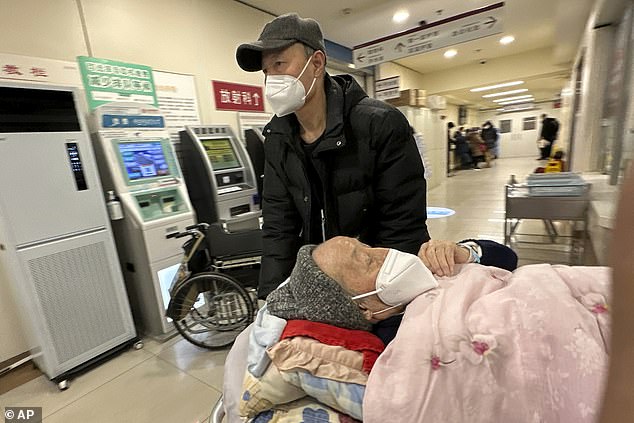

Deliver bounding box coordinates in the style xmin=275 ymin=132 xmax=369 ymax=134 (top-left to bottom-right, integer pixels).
xmin=493 ymin=95 xmax=534 ymax=103
xmin=482 ymin=88 xmax=529 ymax=98
xmin=500 ymin=35 xmax=515 ymax=45
xmin=497 ymin=98 xmax=535 ymax=105
xmin=393 ymin=10 xmax=409 ymax=23
xmin=470 ymin=81 xmax=524 ymax=92
xmin=444 ymin=49 xmax=457 ymax=58
xmin=503 ymin=105 xmax=535 ymax=112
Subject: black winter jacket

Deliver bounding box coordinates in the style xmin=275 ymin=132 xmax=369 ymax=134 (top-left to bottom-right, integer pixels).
xmin=540 ymin=117 xmax=559 ymax=142
xmin=258 ymin=74 xmax=430 ymax=298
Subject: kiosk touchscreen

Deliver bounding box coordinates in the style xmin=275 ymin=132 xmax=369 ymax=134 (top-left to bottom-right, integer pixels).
xmin=91 ymin=102 xmax=195 ymax=338
xmin=179 ymin=125 xmax=260 ymax=231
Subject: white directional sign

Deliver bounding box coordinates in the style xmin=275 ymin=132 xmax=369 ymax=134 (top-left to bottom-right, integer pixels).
xmin=374 ymin=76 xmax=400 ymax=101
xmin=353 ymin=2 xmax=505 ymax=68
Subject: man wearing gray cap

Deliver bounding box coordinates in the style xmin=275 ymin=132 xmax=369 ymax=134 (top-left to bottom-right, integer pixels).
xmin=236 ymin=13 xmax=430 ymax=299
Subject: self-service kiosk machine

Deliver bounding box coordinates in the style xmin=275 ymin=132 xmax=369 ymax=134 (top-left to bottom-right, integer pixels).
xmin=179 ymin=125 xmax=260 ymax=230
xmin=178 ymin=125 xmax=262 ymax=288
xmin=91 ymin=103 xmax=195 ymax=338
xmin=0 ymin=82 xmax=137 ymax=388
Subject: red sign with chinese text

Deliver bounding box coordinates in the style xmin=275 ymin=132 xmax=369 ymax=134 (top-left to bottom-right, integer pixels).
xmin=212 ymin=80 xmax=264 ymax=112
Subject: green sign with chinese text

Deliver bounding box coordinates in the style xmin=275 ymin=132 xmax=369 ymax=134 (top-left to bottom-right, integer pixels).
xmin=77 ymin=56 xmax=157 ymax=110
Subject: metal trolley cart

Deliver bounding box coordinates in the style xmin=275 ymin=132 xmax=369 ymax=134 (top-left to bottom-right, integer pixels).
xmin=504 ymin=173 xmax=591 ymax=264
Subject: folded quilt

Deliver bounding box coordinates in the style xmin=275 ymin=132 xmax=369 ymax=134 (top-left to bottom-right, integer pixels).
xmin=240 ymin=320 xmax=381 ymax=420
xmin=281 ymin=320 xmax=385 ymax=372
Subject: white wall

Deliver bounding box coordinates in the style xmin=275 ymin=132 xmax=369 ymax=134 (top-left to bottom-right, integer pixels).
xmin=444 ymin=103 xmax=459 ymax=127
xmin=376 ymin=61 xmax=426 ymax=91
xmin=0 ymin=0 xmax=278 ymax=134
xmin=398 ymin=107 xmax=446 ymax=190
xmin=570 ymin=24 xmax=615 ymax=172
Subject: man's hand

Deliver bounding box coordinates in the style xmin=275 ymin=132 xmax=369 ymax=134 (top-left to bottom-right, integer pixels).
xmin=418 ymin=240 xmax=470 ymax=277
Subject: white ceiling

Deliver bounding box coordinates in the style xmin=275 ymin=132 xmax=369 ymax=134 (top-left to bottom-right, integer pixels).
xmin=235 ymin=0 xmax=595 ymax=109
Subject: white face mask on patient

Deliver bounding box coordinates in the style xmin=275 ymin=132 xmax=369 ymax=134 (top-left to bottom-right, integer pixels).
xmin=351 ymin=249 xmax=438 ymax=311
xmin=265 ymin=55 xmax=317 ymax=117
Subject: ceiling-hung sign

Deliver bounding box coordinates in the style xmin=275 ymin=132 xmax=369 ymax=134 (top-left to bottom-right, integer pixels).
xmin=353 ymin=2 xmax=505 ymax=68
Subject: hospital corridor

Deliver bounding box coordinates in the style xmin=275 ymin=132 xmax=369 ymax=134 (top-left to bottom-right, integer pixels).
xmin=1 ymin=0 xmax=633 ymax=422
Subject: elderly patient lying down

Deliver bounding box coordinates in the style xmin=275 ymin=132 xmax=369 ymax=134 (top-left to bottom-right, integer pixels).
xmin=232 ymin=237 xmax=610 ymax=423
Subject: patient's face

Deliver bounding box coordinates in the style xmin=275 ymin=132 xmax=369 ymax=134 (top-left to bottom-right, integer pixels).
xmin=313 ymin=236 xmax=404 ymax=322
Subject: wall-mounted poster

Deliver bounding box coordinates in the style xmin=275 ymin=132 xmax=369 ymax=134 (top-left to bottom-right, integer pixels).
xmin=153 ymin=71 xmax=201 ymax=144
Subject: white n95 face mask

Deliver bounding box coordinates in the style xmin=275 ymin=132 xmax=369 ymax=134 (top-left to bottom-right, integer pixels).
xmin=265 ymin=56 xmax=317 ymax=117
xmin=351 ymin=249 xmax=438 ymax=306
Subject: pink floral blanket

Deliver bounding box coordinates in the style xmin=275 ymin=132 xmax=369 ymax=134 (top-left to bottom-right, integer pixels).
xmin=364 ymin=263 xmax=611 ymax=423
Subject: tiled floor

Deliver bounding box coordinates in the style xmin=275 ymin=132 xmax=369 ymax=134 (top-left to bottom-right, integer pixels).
xmin=0 ymin=157 xmax=569 ymax=423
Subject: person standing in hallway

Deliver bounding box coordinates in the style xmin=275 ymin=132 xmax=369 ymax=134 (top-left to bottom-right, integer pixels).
xmin=454 ymin=126 xmax=472 ymax=169
xmin=537 ymin=113 xmax=559 ymax=160
xmin=467 ymin=128 xmax=491 ymax=168
xmin=481 ymin=120 xmax=499 ymax=159
xmin=447 ymin=121 xmax=457 ymax=176
xmin=235 ymin=13 xmax=430 ymax=299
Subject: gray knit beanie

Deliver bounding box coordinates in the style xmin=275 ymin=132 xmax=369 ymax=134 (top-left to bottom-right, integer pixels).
xmin=266 ymin=245 xmax=372 ymax=331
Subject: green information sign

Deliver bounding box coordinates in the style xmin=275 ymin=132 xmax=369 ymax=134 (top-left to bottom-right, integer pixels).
xmin=77 ymin=56 xmax=157 ymax=110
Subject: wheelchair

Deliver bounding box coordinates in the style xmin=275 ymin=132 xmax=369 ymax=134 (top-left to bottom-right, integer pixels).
xmin=165 ymin=220 xmax=261 ymax=349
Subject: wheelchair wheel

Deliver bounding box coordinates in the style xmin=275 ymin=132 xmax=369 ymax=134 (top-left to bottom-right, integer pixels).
xmin=170 ymin=272 xmax=255 ymax=349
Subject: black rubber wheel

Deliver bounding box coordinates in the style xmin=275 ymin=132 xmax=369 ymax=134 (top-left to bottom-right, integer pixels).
xmin=170 ymin=272 xmax=255 ymax=349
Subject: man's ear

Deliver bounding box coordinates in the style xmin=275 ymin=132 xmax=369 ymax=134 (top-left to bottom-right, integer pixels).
xmin=312 ymin=50 xmax=326 ymax=76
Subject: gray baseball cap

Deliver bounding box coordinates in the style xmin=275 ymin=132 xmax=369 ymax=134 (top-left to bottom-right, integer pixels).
xmin=236 ymin=13 xmax=325 ymax=72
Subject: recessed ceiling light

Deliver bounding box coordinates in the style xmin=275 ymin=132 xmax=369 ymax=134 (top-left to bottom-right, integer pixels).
xmin=470 ymin=81 xmax=524 ymax=92
xmin=493 ymin=95 xmax=534 ymax=103
xmin=482 ymin=88 xmax=529 ymax=98
xmin=393 ymin=10 xmax=409 ymax=23
xmin=500 ymin=35 xmax=515 ymax=45
xmin=444 ymin=49 xmax=458 ymax=58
